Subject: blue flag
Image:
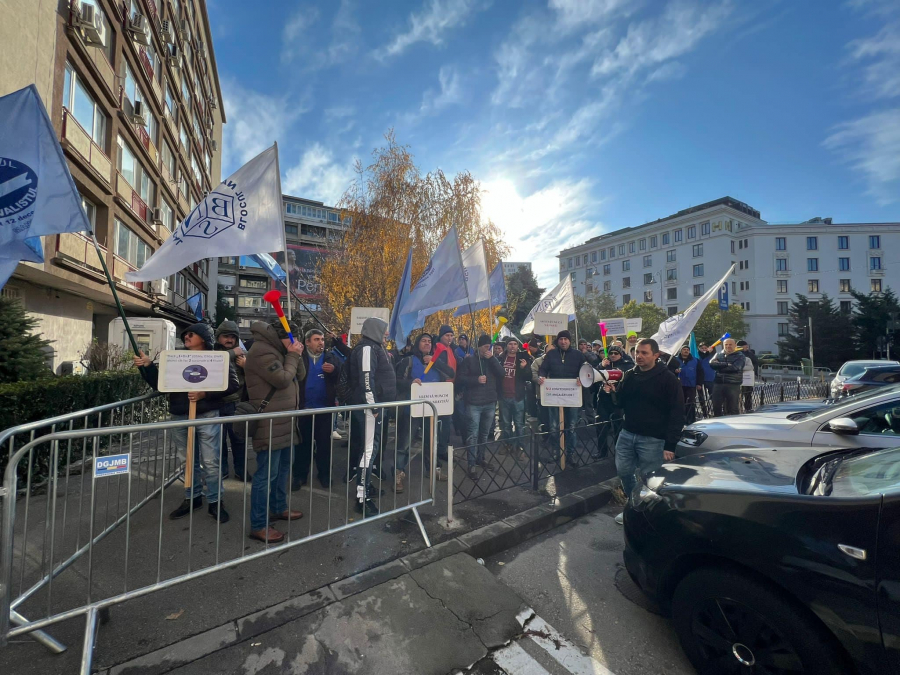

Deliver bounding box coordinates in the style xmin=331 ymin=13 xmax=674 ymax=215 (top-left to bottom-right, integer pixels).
xmin=0 ymin=85 xmax=90 ymax=251
xmin=186 ymin=292 xmax=204 ymax=320
xmin=389 ymin=248 xmax=413 ymax=342
xmin=248 ymin=252 xmax=287 ymax=283
xmin=454 ymin=261 xmax=507 ymax=316
xmin=689 ymin=332 xmax=700 ymax=359
xmin=0 ymin=237 xmax=43 ymax=291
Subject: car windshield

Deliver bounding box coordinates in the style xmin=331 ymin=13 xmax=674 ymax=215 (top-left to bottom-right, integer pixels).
xmin=787 ymin=384 xmax=900 ymax=420
xmin=829 ymin=447 xmax=900 ymax=497
xmin=840 ymin=363 xmax=875 ymax=378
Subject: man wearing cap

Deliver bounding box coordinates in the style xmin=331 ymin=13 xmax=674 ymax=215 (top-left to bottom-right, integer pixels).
xmin=538 ymin=330 xmax=586 ymax=465
xmin=459 ymin=334 xmax=505 ymax=478
xmin=625 ymin=331 xmax=639 ymax=360
xmin=454 ymin=334 xmax=474 ymax=361
xmin=498 ymin=335 xmax=532 ymax=460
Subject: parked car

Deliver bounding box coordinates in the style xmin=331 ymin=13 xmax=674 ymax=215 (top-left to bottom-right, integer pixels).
xmin=623 ymin=444 xmax=900 ymax=675
xmin=840 ymin=365 xmax=900 ymax=397
xmin=754 ymin=397 xmax=833 ymax=414
xmin=678 ymin=385 xmax=900 ymax=456
xmin=831 ymin=359 xmax=899 ymax=397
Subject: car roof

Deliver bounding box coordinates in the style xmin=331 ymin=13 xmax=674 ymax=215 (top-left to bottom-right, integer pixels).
xmin=805 ymin=383 xmax=900 ymax=418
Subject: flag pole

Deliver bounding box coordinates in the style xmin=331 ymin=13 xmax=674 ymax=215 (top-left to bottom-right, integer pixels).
xmin=274 ymin=141 xmax=291 ymax=323
xmin=454 ymin=230 xmax=482 ymax=375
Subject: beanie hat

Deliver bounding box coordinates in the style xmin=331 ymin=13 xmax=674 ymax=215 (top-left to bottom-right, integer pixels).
xmin=626 ymin=330 xmax=638 ymax=339
xmin=458 ymin=333 xmax=468 ymax=341
xmin=557 ymin=330 xmax=572 ymax=341
xmin=438 ymin=325 xmax=454 ymax=339
xmin=478 ymin=334 xmax=492 ymax=347
xmin=592 ymin=339 xmax=602 ymax=346
xmin=736 ymin=340 xmax=748 ymax=347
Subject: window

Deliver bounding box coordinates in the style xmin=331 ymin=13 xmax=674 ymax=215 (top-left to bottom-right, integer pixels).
xmin=240 ymin=278 xmax=268 ymax=289
xmin=193 ymin=109 xmax=203 ymax=147
xmin=840 ymin=301 xmax=852 ymax=314
xmin=609 ymin=247 xmax=615 ymax=259
xmin=739 ymin=260 xmax=744 ymax=270
xmin=591 ymin=252 xmax=597 ymax=263
xmin=628 ymin=242 xmax=635 ymax=254
xmin=731 ymin=240 xmax=736 ymax=254
xmin=583 ymin=254 xmax=588 ymax=265
xmin=701 ymin=221 xmax=710 ymax=236
xmin=219 ymin=257 xmax=237 ymax=265
xmin=808 ymin=279 xmax=819 ymax=293
xmin=872 ymin=279 xmax=883 ymax=292
xmin=667 ymin=287 xmax=677 ymax=300
xmin=114 ymin=220 xmax=151 ymax=267
xmin=603 ymin=281 xmax=611 ymax=292
xmin=732 ymin=281 xmax=736 ymax=296
xmin=667 ymin=250 xmax=676 ymax=262
xmin=650 ymin=235 xmax=658 ymax=248
xmin=586 ymin=284 xmax=593 ymax=294
xmin=78 ymin=0 xmax=114 ymax=61
xmin=622 ymin=277 xmax=631 ymax=288
xmin=79 ymin=193 xmax=97 ymax=230
xmin=776 ymin=258 xmax=788 ymax=272
xmin=870 ymin=235 xmax=881 ymax=249
xmin=807 ymin=258 xmax=819 ymax=272
xmin=570 ymin=271 xmax=576 ymax=281
xmin=603 ymin=264 xmax=610 ymax=275
xmin=116 ymin=135 xmax=153 ymax=204
xmin=643 ymin=255 xmax=652 ymax=267
xmin=674 ymin=229 xmax=683 ymax=242
xmin=179 ymin=119 xmax=189 ymax=151
xmin=739 ymin=240 xmax=743 ymax=250
xmin=807 ymin=236 xmax=817 ymax=250
xmin=693 ymin=264 xmax=704 ymax=277
xmin=165 ymin=82 xmax=176 ymax=117
xmin=639 ymin=239 xmax=646 ymax=251
xmin=644 ymin=273 xmax=654 ymax=284
xmin=777 ymin=301 xmax=788 ymax=315
xmin=840 ymin=279 xmax=851 ymax=293
xmin=687 ymin=225 xmax=696 ymax=239
xmin=776 ymin=237 xmax=786 ymax=251
xmin=622 ymin=294 xmax=631 ymax=304
xmin=839 ymin=257 xmax=850 ymax=271
xmin=585 ymin=267 xmax=594 ymax=278
xmin=662 ymin=233 xmax=670 ymax=246
xmin=191 ymin=153 xmax=203 ymax=185
xmin=692 ymin=244 xmax=703 ymax=257
xmin=644 ymin=290 xmax=653 ymax=302
xmin=567 ymin=258 xmax=573 ymax=269
xmin=622 ymin=260 xmax=630 ymax=271
xmin=237 ymin=296 xmax=266 ymax=308
xmin=870 ymin=256 xmax=882 ymax=270
xmin=160 ymin=199 xmax=174 ymax=231
xmin=181 ymin=75 xmax=191 ymax=111
xmin=575 ymin=256 xmax=581 ymax=267
xmin=600 ymin=249 xmax=606 ymax=261
xmin=285 ymin=224 xmax=298 ymax=235
xmin=693 ymin=284 xmax=704 ymax=297
xmin=668 ymin=306 xmax=679 ymax=316
xmin=618 ymin=244 xmax=625 ymax=256
xmin=666 ymin=268 xmax=677 ymax=281
xmin=62 ymin=63 xmax=107 ymax=148
xmin=778 ymin=323 xmax=789 ymax=336
xmin=777 ymin=279 xmax=788 ymax=293
xmin=161 ymin=140 xmax=176 ymax=180
xmin=838 ymin=236 xmax=849 ymax=250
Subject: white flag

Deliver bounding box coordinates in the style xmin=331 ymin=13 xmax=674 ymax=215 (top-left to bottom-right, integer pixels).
xmin=416 ymin=238 xmax=490 ymax=322
xmin=650 ymin=264 xmax=735 ymax=355
xmin=520 ymin=276 xmax=576 ymax=335
xmin=127 ymin=146 xmax=283 ymax=281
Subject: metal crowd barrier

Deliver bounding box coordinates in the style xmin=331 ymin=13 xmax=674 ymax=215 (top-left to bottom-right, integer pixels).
xmin=0 ymin=399 xmax=437 ymax=674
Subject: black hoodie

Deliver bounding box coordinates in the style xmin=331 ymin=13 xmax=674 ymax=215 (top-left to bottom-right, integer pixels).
xmin=613 ymin=362 xmax=684 ymax=451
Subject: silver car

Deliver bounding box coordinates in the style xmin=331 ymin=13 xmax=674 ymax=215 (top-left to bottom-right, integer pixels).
xmin=678 ymin=385 xmax=900 ymax=456
xmin=831 ymin=359 xmax=899 ymax=397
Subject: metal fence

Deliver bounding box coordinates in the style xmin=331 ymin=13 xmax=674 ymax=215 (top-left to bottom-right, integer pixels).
xmin=0 ymin=399 xmax=437 ymax=674
xmin=692 ymin=379 xmax=831 ymax=418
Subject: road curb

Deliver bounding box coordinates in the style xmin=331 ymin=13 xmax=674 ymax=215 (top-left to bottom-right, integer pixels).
xmin=103 ymin=478 xmax=618 ymax=674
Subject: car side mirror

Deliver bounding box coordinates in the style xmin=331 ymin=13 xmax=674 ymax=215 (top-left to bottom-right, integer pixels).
xmin=828 ymin=417 xmax=860 ymax=435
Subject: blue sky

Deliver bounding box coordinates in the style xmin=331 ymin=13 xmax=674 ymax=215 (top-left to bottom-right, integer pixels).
xmin=208 ymin=0 xmax=900 ymax=287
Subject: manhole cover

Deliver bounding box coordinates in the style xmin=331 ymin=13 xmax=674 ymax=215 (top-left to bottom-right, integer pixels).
xmin=614 ymin=566 xmax=662 ymax=615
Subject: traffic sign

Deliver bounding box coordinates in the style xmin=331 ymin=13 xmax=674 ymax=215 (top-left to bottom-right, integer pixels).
xmin=717 ymin=283 xmax=728 ymax=310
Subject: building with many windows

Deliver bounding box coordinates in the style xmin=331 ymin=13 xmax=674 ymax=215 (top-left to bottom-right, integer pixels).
xmin=217 ymin=195 xmax=349 ymax=339
xmin=503 ymin=261 xmax=532 ymax=277
xmin=1 ymin=0 xmax=224 ymax=371
xmin=558 ymin=197 xmax=900 ymax=355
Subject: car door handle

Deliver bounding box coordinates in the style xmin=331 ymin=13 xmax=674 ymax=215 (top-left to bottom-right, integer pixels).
xmin=838 ymin=544 xmax=867 ymax=560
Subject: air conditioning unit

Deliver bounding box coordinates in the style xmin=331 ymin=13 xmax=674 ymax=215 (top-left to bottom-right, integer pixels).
xmin=130 ymin=100 xmax=148 ymax=127
xmin=221 ymin=284 xmax=234 ymax=292
xmin=128 ymin=13 xmax=150 ymax=46
xmin=179 ymin=19 xmax=189 ymax=42
xmin=238 ymin=265 xmax=246 ymax=270
xmin=77 ymin=3 xmax=107 ymax=48
xmin=210 ymin=139 xmax=218 ymax=152
xmin=151 ymin=278 xmax=169 ymax=297
xmin=168 ymin=44 xmax=181 ymax=63
xmin=159 ymin=19 xmax=173 ymax=43
xmin=151 ymin=207 xmax=163 ymax=225
xmin=209 ymin=97 xmax=217 ymax=110
xmin=198 ymin=40 xmax=207 ymax=59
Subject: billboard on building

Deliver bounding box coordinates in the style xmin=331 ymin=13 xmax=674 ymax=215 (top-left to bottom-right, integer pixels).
xmin=270 ymin=245 xmax=327 ymax=299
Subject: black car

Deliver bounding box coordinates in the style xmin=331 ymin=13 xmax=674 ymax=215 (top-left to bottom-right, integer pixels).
xmin=623 ymin=445 xmax=900 ymax=675
xmin=841 ymin=365 xmax=900 ymax=397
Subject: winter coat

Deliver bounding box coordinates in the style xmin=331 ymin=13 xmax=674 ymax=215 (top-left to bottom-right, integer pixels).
xmin=709 ymin=350 xmax=747 ymax=386
xmin=676 ymin=354 xmax=704 ymax=388
xmin=498 ymin=349 xmax=533 ymax=401
xmin=215 ymin=320 xmax=245 ymax=403
xmin=298 ymin=349 xmax=341 ymax=409
xmin=138 ymin=322 xmax=240 ymax=416
xmin=741 ymin=352 xmax=755 ymax=387
xmin=613 ymin=363 xmax=685 ymax=451
xmin=539 ymin=346 xmax=586 ymax=380
xmin=698 ymin=351 xmax=715 ymax=385
xmin=347 ymin=317 xmax=396 ymax=405
xmin=459 ymin=353 xmax=505 ymax=406
xmin=395 ymin=334 xmax=455 ymax=399
xmin=244 ymin=322 xmax=306 ymax=451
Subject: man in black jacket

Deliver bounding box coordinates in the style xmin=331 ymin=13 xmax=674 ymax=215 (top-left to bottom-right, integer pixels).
xmin=709 ymin=338 xmax=746 ymax=417
xmin=458 ymin=334 xmax=505 ymax=479
xmin=347 ymin=317 xmax=396 ymax=516
xmin=497 ymin=336 xmax=532 ymax=460
xmin=604 ymin=338 xmax=683 ymax=522
xmin=134 ymin=322 xmax=240 ymax=523
xmin=538 ymin=330 xmax=586 ymax=464
xmin=292 ymin=328 xmax=342 ymax=491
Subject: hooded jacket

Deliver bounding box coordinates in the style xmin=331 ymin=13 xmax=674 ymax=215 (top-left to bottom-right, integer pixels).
xmin=395 ymin=334 xmax=455 ymax=399
xmin=676 ymin=353 xmax=704 ymax=388
xmin=215 ymin=320 xmax=245 ymax=403
xmin=348 ymin=317 xmax=396 ymax=405
xmin=244 ymin=322 xmax=306 ymax=451
xmin=138 ymin=322 xmax=240 ymax=416
xmin=613 ymin=362 xmax=684 ymax=451
xmin=709 ymin=350 xmax=747 ymax=386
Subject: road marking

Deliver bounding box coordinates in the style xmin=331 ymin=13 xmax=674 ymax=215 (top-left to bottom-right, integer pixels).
xmin=524 ymin=615 xmax=616 ymax=675
xmin=492 ymin=641 xmax=553 ymax=674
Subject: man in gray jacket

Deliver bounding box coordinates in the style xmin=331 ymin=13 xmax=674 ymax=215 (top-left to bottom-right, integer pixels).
xmin=709 ymin=338 xmax=746 ymax=417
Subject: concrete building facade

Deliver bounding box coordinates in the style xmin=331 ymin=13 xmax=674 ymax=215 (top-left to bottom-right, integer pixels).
xmin=503 ymin=261 xmax=532 ymax=277
xmin=558 ymin=197 xmax=900 ymax=355
xmin=1 ymin=0 xmax=224 ymax=371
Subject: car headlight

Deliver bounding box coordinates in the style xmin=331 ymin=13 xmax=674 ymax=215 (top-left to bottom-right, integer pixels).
xmin=680 ymin=429 xmax=708 ymax=446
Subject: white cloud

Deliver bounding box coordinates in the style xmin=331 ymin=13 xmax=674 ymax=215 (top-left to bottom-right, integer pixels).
xmin=824 ymin=108 xmax=900 ymax=206
xmin=548 ymin=0 xmax=632 ymax=32
xmin=281 ymin=6 xmax=320 ymax=65
xmin=374 ymin=0 xmax=481 ymax=61
xmin=283 ymin=143 xmax=356 ymax=205
xmin=281 ymin=0 xmax=360 ymax=69
xmin=221 ymin=80 xmax=304 ymax=174
xmin=420 ymin=65 xmax=463 ymax=113
xmin=846 ymin=23 xmax=900 ymax=101
xmin=646 ymin=61 xmax=687 ymax=83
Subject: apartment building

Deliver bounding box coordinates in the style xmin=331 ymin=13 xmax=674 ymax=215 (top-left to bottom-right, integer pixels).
xmin=503 ymin=261 xmax=532 ymax=277
xmin=558 ymin=196 xmax=900 ymax=354
xmin=1 ymin=0 xmax=224 ymax=371
xmin=217 ymin=195 xmax=349 ymax=339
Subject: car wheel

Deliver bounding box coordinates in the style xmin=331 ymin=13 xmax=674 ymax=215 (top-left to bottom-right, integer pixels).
xmin=671 ymin=568 xmax=846 ymax=675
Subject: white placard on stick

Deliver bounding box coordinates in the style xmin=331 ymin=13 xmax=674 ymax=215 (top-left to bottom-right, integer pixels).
xmin=157 ymin=350 xmax=230 ymax=392
xmin=410 ymin=382 xmax=455 ymax=418
xmin=350 ymin=307 xmax=391 ymax=334
xmin=598 ymin=317 xmax=643 ymax=335
xmin=540 ymin=379 xmax=583 ymax=407
xmin=534 ymin=312 xmax=569 ymax=335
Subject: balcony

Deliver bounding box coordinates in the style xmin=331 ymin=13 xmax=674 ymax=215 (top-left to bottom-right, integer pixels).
xmin=116 ymin=172 xmax=150 ymax=225
xmin=61 ymin=108 xmax=112 ymax=185
xmin=112 ymin=253 xmax=144 ymax=290
xmin=55 ymin=232 xmax=103 ymax=271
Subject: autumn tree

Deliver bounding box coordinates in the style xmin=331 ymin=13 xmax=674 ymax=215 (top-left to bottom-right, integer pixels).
xmin=317 ymin=130 xmax=510 ymax=341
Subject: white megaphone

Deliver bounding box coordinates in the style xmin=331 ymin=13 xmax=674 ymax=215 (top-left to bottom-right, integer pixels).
xmin=579 ymin=363 xmax=624 ymax=388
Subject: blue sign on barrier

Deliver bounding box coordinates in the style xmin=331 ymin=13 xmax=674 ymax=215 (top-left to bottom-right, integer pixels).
xmin=95 ymin=453 xmax=130 ymax=478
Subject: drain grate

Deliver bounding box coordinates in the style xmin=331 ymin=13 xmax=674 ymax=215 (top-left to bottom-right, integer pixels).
xmin=614 ymin=566 xmax=662 ymax=615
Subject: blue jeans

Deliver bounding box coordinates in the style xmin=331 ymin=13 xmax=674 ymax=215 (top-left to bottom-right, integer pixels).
xmin=466 ymin=402 xmax=495 ymax=466
xmin=615 ymin=429 xmax=665 ymax=499
xmin=219 ymin=402 xmax=248 ymax=477
xmin=548 ymin=407 xmax=578 ymax=458
xmin=498 ymin=397 xmax=525 ymax=447
xmin=250 ymin=446 xmax=291 ymax=530
xmin=171 ymin=411 xmax=222 ymax=503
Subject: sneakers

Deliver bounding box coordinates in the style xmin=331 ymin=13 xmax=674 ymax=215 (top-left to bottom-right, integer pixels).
xmin=169 ymin=495 xmax=203 ymax=520
xmin=332 ymin=430 xmax=343 ymax=440
xmin=395 ymin=470 xmax=406 ymax=494
xmin=436 ymin=466 xmax=448 ymax=482
xmin=355 ymin=499 xmax=380 ymax=518
xmin=208 ymin=501 xmax=230 ymax=524
xmin=615 ymin=512 xmax=624 ymax=525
